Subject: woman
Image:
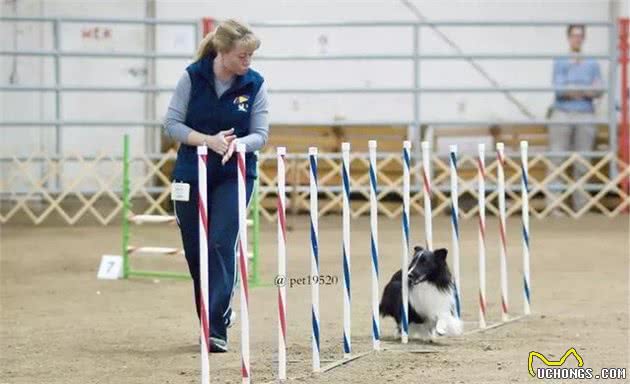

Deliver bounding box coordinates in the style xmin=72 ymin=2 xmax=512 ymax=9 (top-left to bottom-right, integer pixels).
xmin=164 ymin=19 xmax=269 ymax=352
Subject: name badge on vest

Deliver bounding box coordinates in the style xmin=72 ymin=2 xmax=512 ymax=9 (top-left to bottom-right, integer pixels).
xmin=171 ymin=182 xmax=190 ymax=202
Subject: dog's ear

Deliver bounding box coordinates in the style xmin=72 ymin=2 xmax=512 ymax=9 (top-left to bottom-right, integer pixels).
xmin=434 ymin=248 xmax=448 ymax=260
xmin=414 ymin=245 xmax=424 ymax=253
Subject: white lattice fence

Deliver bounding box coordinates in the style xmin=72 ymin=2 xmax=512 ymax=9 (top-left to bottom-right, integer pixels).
xmin=0 ymin=150 xmax=177 ymax=225
xmin=1 ymin=151 xmax=628 ymax=225
xmin=256 ymin=152 xmax=630 ymax=221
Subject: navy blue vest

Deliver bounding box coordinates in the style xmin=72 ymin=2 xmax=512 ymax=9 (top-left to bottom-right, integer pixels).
xmin=172 ymin=53 xmax=264 ymax=181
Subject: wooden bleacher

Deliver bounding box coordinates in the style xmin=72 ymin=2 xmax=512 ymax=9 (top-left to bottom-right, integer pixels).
xmin=431 ymin=123 xmax=610 ymax=181
xmin=160 ymin=123 xmax=613 ymax=214
xmin=160 ymin=123 xmax=610 ymax=184
xmin=262 ymin=124 xmax=409 ymax=186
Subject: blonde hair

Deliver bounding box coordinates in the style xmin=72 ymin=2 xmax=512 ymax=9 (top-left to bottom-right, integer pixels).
xmin=195 ymin=19 xmax=261 ymax=61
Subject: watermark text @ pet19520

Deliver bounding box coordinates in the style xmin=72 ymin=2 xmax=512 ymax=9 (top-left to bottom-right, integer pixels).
xmin=274 ymin=274 xmax=339 ymax=288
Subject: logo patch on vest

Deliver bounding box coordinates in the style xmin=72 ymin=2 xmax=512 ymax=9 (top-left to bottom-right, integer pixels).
xmin=234 ymin=95 xmax=249 ymax=112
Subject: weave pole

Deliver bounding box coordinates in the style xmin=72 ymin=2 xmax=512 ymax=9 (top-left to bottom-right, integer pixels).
xmin=122 ymin=134 xmax=130 ymax=278
xmin=520 ymin=141 xmax=531 ymax=315
xmin=421 ymin=141 xmax=433 ymax=250
xmin=496 ymin=142 xmax=509 ymax=322
xmin=236 ymin=143 xmax=251 ymax=384
xmin=368 ymin=140 xmax=380 ymax=351
xmin=477 ymin=144 xmax=487 ymax=329
xmin=341 ymin=142 xmax=352 ymax=358
xmin=401 ymin=141 xmax=411 ymax=344
xmin=276 ymin=147 xmax=287 ymax=381
xmin=309 ymin=147 xmax=321 ymax=372
xmin=449 ymin=145 xmax=461 ymax=320
xmin=197 ymin=145 xmax=210 ymax=384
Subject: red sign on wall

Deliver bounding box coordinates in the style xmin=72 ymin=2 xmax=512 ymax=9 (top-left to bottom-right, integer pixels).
xmin=81 ymin=26 xmax=112 ymax=40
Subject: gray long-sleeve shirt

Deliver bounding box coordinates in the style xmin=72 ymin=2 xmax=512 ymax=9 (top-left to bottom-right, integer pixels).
xmin=163 ymin=71 xmax=269 ymax=152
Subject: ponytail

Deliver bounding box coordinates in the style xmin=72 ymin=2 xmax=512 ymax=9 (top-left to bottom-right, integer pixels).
xmin=194 ymin=31 xmax=215 ymax=61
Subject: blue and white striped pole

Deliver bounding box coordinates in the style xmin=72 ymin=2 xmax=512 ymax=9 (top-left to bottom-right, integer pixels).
xmin=309 ymin=147 xmax=320 ymax=372
xmin=401 ymin=141 xmax=411 ymax=344
xmin=368 ymin=140 xmax=380 ymax=351
xmin=449 ymin=145 xmax=462 ymax=320
xmin=341 ymin=142 xmax=352 ymax=358
xmin=520 ymin=141 xmax=531 ymax=315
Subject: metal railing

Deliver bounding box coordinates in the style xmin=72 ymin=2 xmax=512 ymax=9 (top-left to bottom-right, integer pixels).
xmin=1 ymin=16 xmax=624 ymax=224
xmin=0 ymin=17 xmax=619 ymax=146
xmin=0 ymin=16 xmax=200 ymax=155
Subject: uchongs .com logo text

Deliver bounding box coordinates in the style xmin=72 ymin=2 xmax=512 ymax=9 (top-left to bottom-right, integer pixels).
xmin=528 ymin=348 xmax=626 ymax=380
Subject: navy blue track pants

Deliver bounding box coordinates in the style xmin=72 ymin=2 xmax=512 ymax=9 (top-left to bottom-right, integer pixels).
xmin=174 ymin=175 xmax=254 ymax=342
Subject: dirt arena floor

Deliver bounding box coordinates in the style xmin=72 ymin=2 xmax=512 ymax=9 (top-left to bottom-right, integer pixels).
xmin=1 ymin=214 xmax=628 ymax=383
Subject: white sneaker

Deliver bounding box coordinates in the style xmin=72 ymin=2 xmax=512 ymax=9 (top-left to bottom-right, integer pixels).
xmin=209 ymin=337 xmax=228 ymax=353
xmin=227 ymin=311 xmax=236 ymax=328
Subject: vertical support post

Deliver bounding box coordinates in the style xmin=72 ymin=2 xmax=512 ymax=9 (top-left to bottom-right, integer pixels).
xmin=412 ymin=25 xmax=422 ymax=190
xmin=53 ymin=18 xmax=62 ymax=191
xmin=619 ymin=18 xmax=630 ymax=195
xmin=251 ymin=152 xmax=260 ymax=286
xmin=144 ymin=0 xmax=158 ymax=154
xmin=194 ymin=21 xmax=201 ymax=50
xmin=609 ymin=20 xmax=620 ymax=178
xmin=122 ymin=134 xmax=130 ymax=279
xmin=202 ymin=17 xmax=215 ymax=36
xmin=413 ymin=25 xmax=419 ymax=129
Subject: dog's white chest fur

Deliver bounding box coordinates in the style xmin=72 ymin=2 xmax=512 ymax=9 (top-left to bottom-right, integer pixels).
xmin=408 ymin=282 xmax=462 ymax=338
xmin=409 ymin=282 xmax=453 ymax=319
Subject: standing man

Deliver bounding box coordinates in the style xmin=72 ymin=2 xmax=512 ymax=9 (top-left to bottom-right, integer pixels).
xmin=549 ymin=24 xmax=603 ymax=211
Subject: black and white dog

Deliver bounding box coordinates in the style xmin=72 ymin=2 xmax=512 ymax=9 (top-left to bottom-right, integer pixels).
xmin=379 ymin=246 xmax=462 ymax=339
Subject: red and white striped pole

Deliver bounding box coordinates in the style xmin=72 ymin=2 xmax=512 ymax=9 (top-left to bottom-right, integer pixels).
xmin=236 ymin=143 xmax=251 ymax=383
xmin=276 ymin=147 xmax=287 ymax=381
xmin=197 ymin=145 xmax=210 ymax=384
xmin=496 ymin=142 xmax=509 ymax=322
xmin=477 ymin=144 xmax=487 ymax=329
